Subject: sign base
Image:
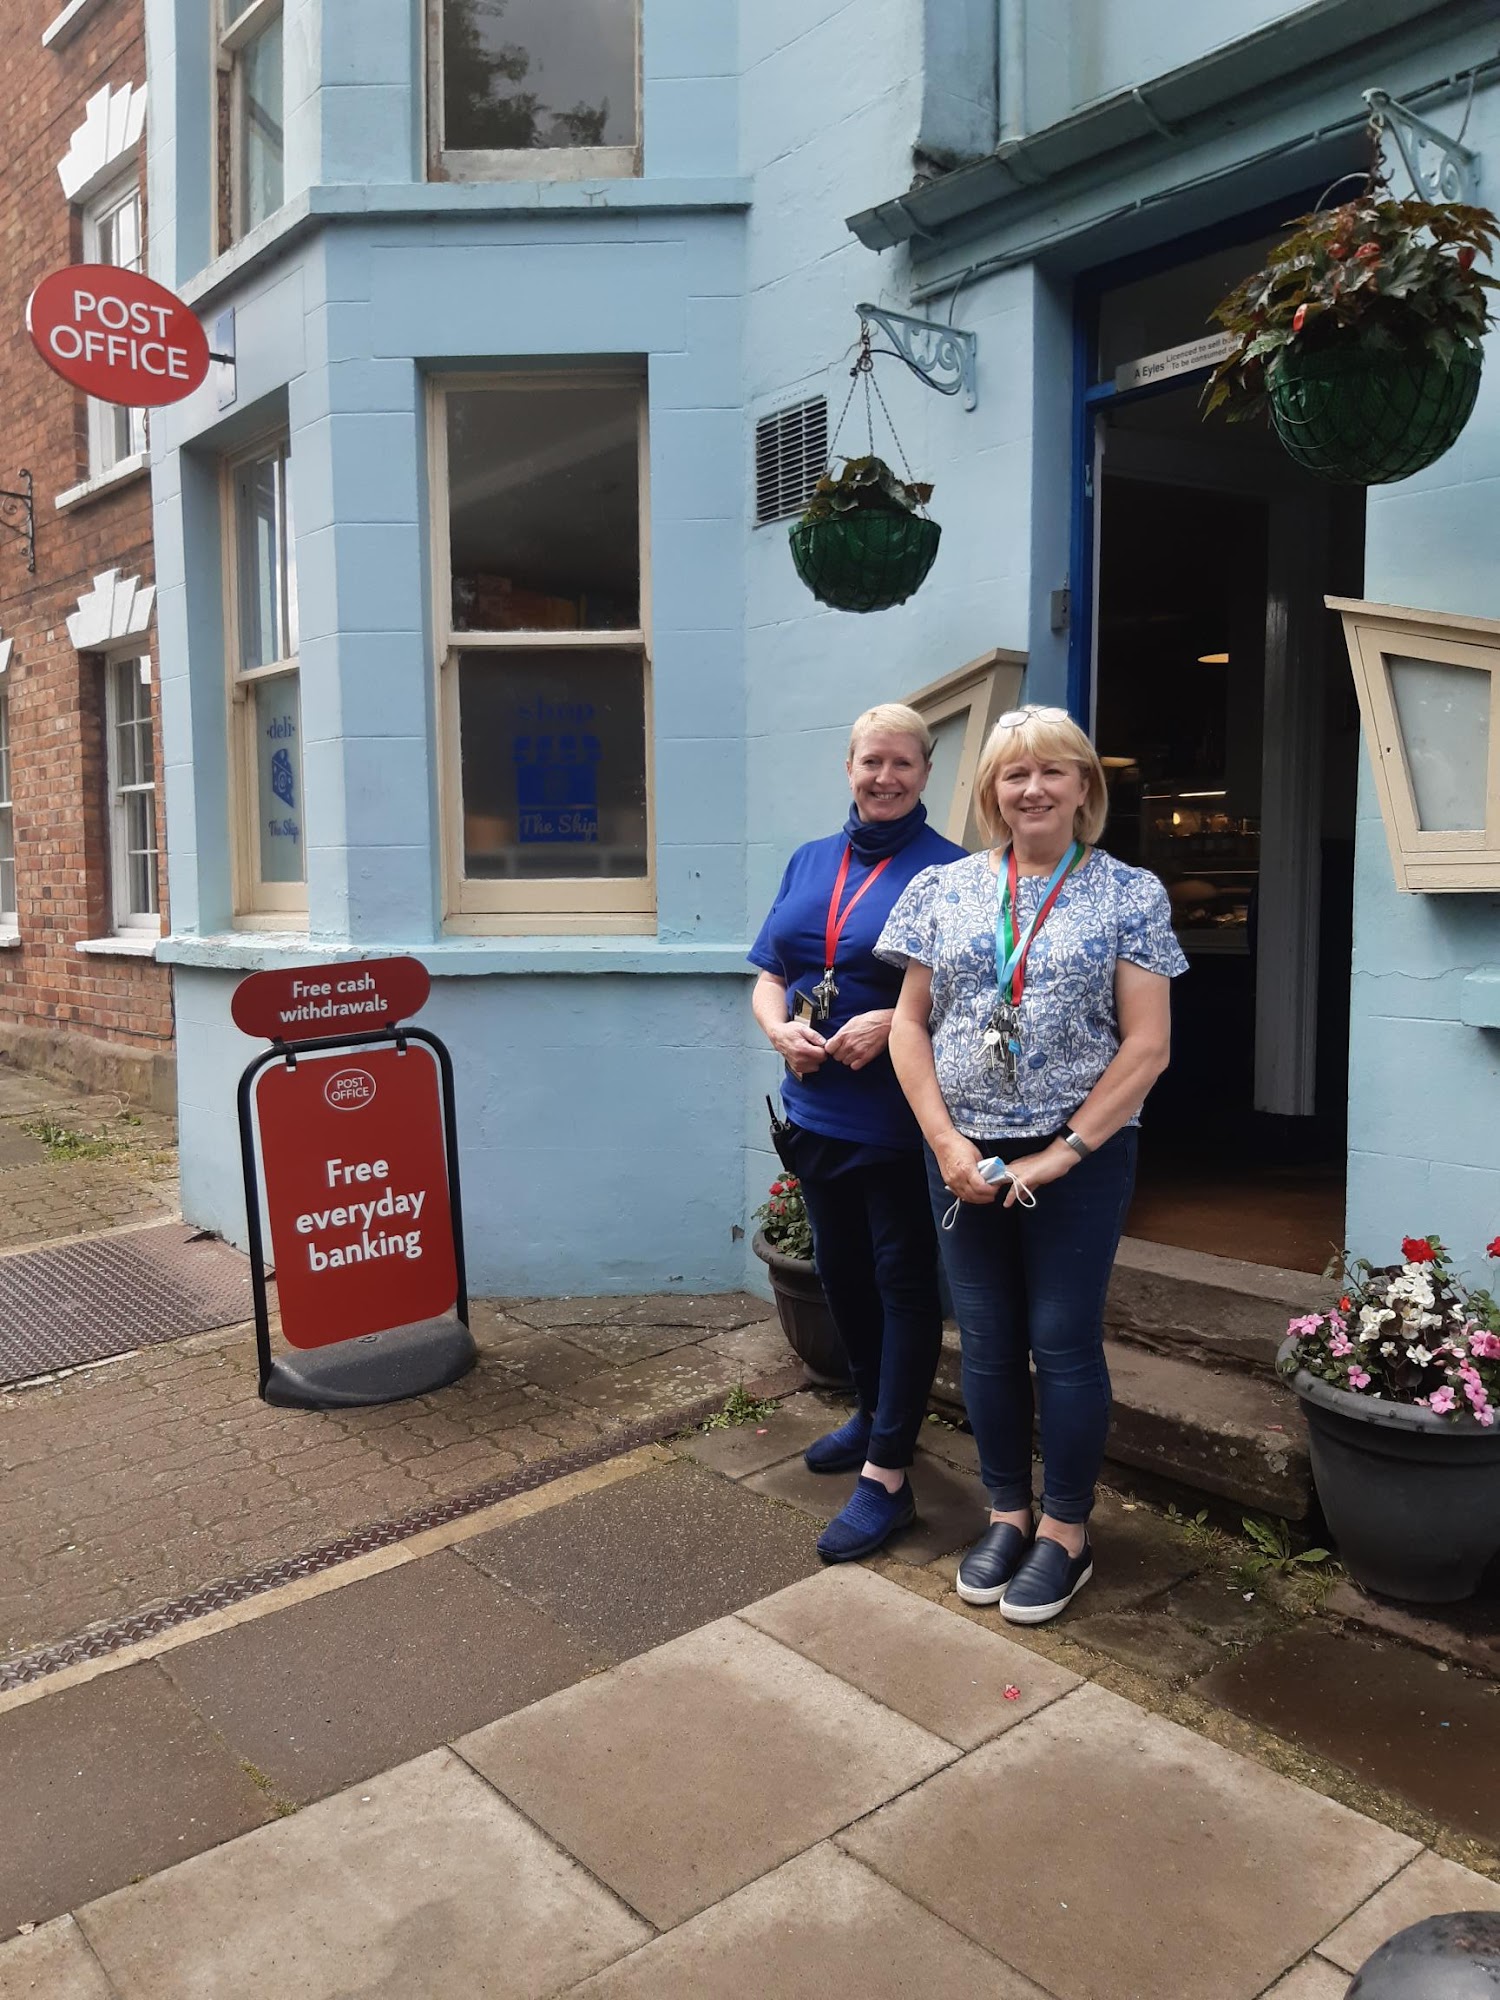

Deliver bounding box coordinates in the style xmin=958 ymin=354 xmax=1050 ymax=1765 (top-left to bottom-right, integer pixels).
xmin=261 ymin=1315 xmax=477 ymax=1410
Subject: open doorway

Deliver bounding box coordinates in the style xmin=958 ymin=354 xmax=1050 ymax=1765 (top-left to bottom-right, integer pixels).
xmin=1081 ymin=271 xmax=1364 ymax=1274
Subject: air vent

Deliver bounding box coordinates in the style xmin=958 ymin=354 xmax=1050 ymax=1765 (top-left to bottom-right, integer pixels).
xmin=755 ymin=396 xmax=828 ymax=525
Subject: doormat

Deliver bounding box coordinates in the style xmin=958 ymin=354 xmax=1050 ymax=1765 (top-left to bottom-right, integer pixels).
xmin=0 ymin=1223 xmax=256 ymax=1385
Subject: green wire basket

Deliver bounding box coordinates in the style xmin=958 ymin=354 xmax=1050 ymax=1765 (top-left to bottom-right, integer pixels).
xmin=1268 ymin=343 xmax=1482 ymax=485
xmin=789 ymin=511 xmax=942 ymax=614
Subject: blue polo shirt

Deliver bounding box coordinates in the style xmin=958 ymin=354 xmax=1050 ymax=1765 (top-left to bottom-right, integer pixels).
xmin=750 ymin=820 xmax=966 ymax=1146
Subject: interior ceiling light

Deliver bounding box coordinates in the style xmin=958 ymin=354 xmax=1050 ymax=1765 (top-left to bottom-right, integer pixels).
xmin=1197 ymin=651 xmax=1230 ymax=664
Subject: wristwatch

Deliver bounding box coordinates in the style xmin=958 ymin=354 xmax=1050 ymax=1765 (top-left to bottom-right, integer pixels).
xmin=1061 ymin=1126 xmax=1092 ymax=1160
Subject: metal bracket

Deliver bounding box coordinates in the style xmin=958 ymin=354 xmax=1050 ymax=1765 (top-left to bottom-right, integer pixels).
xmin=0 ymin=471 xmax=35 ymax=574
xmin=856 ymin=303 xmax=977 ymax=411
xmin=1364 ymin=88 xmax=1478 ymax=205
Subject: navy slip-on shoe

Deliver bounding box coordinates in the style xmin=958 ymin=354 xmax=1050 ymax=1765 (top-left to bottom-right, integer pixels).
xmin=955 ymin=1520 xmax=1032 ymax=1606
xmin=803 ymin=1408 xmax=874 ymax=1474
xmin=816 ymin=1475 xmax=916 ymax=1562
xmin=1000 ymin=1535 xmax=1093 ymax=1625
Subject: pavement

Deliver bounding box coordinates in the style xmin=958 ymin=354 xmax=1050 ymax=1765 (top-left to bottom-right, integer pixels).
xmin=3 ymin=1414 xmax=1499 ymax=1999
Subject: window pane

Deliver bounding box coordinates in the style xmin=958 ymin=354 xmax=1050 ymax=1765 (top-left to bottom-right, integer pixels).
xmin=241 ymin=15 xmax=285 ymax=230
xmin=458 ymin=648 xmax=646 ymax=879
xmin=0 ymin=693 xmax=10 ymax=806
xmin=447 ymin=385 xmax=639 ymax=632
xmin=235 ymin=451 xmax=291 ymax=669
xmin=254 ymin=675 xmax=305 ymax=884
xmin=92 ymin=190 xmax=145 ymax=473
xmin=443 ymin=0 xmax=637 ymax=151
xmin=125 ymin=788 xmax=158 ymax=917
xmin=1388 ymin=656 xmax=1491 ymax=833
xmin=0 ymin=695 xmax=11 ymax=921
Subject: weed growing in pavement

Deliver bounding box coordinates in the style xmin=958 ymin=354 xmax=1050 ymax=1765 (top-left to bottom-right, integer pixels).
xmin=1165 ymin=1502 xmax=1226 ymax=1555
xmin=1231 ymin=1514 xmax=1334 ymax=1591
xmin=21 ymin=1116 xmax=123 ymax=1160
xmin=702 ymin=1384 xmax=779 ymax=1430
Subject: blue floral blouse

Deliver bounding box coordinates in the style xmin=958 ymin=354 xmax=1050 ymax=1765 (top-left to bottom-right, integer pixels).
xmin=874 ymin=847 xmax=1188 ymax=1143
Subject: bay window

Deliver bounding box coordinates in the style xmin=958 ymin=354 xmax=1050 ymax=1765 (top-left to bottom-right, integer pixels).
xmin=433 ymin=374 xmax=652 ymax=931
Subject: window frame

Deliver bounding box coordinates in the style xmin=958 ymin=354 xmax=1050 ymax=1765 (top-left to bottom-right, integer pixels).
xmin=81 ymin=176 xmax=148 ymax=477
xmin=103 ymin=653 xmax=161 ymax=934
xmin=223 ymin=431 xmax=306 ymax=929
xmin=425 ymin=0 xmax=643 ymax=184
xmin=219 ymin=0 xmax=284 ymax=243
xmin=429 ymin=371 xmax=655 ymax=935
xmin=902 ymin=649 xmax=1028 ymax=848
xmin=0 ymin=678 xmax=15 ymax=933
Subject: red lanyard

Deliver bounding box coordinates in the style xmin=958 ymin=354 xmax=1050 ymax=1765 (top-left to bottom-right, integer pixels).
xmin=824 ymin=846 xmax=891 ymax=973
xmin=999 ymin=842 xmax=1082 ymax=1005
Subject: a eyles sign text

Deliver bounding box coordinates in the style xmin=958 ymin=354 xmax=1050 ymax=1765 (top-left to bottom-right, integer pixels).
xmin=27 ymin=264 xmax=211 ymax=406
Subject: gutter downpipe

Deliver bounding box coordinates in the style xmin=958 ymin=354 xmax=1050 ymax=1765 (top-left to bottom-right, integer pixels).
xmin=999 ymin=0 xmax=1027 ymax=143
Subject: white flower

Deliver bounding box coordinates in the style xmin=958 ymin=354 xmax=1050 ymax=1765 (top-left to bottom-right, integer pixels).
xmin=1408 ymin=1345 xmax=1434 ymax=1367
xmin=1358 ymin=1305 xmax=1394 ymax=1339
xmin=1380 ymin=1341 xmax=1397 ymax=1356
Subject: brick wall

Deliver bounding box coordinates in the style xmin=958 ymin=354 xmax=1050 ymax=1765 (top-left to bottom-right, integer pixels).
xmin=0 ymin=0 xmax=173 ymax=1073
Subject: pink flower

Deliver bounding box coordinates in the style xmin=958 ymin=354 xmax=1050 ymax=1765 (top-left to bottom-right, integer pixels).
xmin=1287 ymin=1314 xmax=1323 ymax=1339
xmin=1469 ymin=1331 xmax=1500 ymax=1359
xmin=1347 ymin=1367 xmax=1371 ymax=1390
xmin=1429 ymin=1385 xmax=1458 ymax=1415
xmin=1329 ymin=1332 xmax=1353 ymax=1357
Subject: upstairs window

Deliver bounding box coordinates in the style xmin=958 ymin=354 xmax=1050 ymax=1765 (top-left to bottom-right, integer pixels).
xmin=432 ymin=0 xmax=640 ymax=182
xmin=83 ymin=180 xmax=148 ymax=475
xmin=221 ymin=0 xmax=284 ymax=240
xmin=106 ymin=658 xmax=160 ymax=932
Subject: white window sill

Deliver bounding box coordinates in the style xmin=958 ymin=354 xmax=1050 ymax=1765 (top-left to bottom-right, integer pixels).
xmin=42 ymin=0 xmax=109 ymax=47
xmin=0 ymin=930 xmax=20 ymax=950
xmin=56 ymin=453 xmax=150 ymax=513
xmin=76 ymin=934 xmax=159 ymax=958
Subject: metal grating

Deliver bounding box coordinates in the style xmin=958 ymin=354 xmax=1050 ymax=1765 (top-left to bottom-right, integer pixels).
xmin=755 ymin=395 xmax=828 ymax=525
xmin=0 ymin=1223 xmax=256 ymax=1385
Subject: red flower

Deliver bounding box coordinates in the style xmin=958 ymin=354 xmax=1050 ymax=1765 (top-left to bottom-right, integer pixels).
xmin=1402 ymin=1237 xmax=1437 ymax=1264
xmin=1459 ymin=246 xmax=1476 ymax=272
xmin=1328 ymin=241 xmax=1348 ymax=260
xmin=1339 ymin=1296 xmax=1352 ymax=1313
xmin=1487 ymin=1236 xmax=1500 ymax=1260
xmin=1355 ymin=241 xmax=1381 ymax=262
xmin=1292 ymin=304 xmax=1308 ymax=333
xmin=769 ymin=1180 xmax=785 ymax=1196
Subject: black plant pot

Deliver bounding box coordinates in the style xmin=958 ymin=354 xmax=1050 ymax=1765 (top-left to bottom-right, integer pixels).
xmin=752 ymin=1230 xmax=852 ymax=1389
xmin=1349 ymin=1911 xmax=1500 ymax=1996
xmin=1279 ymin=1337 xmax=1500 ymax=1603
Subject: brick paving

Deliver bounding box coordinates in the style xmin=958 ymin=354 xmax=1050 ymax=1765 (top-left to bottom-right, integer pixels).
xmin=0 ymin=1062 xmax=178 ymax=1251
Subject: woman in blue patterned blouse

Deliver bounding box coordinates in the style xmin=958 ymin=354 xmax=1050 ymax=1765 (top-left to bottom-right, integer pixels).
xmin=878 ymin=705 xmax=1187 ymax=1625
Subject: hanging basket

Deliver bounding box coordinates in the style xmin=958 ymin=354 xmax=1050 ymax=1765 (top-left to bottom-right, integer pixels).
xmin=789 ymin=511 xmax=942 ymax=614
xmin=1267 ymin=342 xmax=1482 ymax=485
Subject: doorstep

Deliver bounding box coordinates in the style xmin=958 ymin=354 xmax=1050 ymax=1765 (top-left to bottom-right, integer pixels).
xmin=1105 ymin=1235 xmax=1326 ymax=1379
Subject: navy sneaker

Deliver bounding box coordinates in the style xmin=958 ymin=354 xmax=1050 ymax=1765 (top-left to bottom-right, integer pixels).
xmin=816 ymin=1475 xmax=915 ymax=1562
xmin=1000 ymin=1535 xmax=1093 ymax=1625
xmin=955 ymin=1520 xmax=1031 ymax=1606
xmin=803 ymin=1408 xmax=874 ymax=1474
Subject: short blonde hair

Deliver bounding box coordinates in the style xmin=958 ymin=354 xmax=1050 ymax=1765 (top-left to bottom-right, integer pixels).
xmin=847 ymin=703 xmax=933 ymax=763
xmin=974 ymin=706 xmax=1109 ymax=848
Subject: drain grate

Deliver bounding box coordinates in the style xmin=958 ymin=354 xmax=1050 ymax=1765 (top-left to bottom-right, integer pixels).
xmin=0 ymin=1223 xmax=255 ymax=1385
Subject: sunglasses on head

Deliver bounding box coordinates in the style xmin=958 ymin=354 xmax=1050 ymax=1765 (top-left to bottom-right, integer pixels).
xmin=996 ymin=705 xmax=1071 ymax=728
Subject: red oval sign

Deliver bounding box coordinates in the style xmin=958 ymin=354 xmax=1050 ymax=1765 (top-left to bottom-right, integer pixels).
xmin=26 ymin=264 xmax=211 ymax=407
xmin=231 ymin=957 xmax=432 ymax=1042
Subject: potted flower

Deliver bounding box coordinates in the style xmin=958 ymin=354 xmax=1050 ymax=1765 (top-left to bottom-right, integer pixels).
xmin=1278 ymin=1233 xmax=1500 ymax=1603
xmin=1205 ymin=193 xmax=1498 ymax=484
xmin=750 ymin=1175 xmax=852 ymax=1387
xmin=789 ymin=455 xmax=941 ymax=613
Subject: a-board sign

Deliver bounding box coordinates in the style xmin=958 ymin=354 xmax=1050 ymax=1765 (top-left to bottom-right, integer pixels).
xmin=253 ymin=1043 xmax=458 ymax=1348
xmin=27 ymin=264 xmax=211 ymax=406
xmin=231 ymin=956 xmax=431 ymax=1041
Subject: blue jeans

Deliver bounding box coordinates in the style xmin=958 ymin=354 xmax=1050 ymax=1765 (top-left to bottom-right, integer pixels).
xmin=796 ymin=1146 xmax=943 ymax=1470
xmin=925 ymin=1130 xmax=1137 ymax=1524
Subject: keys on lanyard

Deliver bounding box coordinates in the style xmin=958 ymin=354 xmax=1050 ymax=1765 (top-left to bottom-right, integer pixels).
xmin=983 ymin=999 xmax=1021 ymax=1087
xmin=811 ymin=969 xmax=839 ymax=1020
xmin=988 ymin=841 xmax=1084 ymax=1090
xmin=810 ymin=845 xmax=892 ymax=1025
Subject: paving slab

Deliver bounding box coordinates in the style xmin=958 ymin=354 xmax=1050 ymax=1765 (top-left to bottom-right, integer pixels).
xmin=458 ymin=1457 xmax=820 ymax=1659
xmin=841 ymin=1681 xmax=1416 ymax=2000
xmin=568 ymin=1841 xmax=1052 ymax=1999
xmin=0 ymin=1918 xmax=115 ymax=2000
xmin=741 ymin=1564 xmax=1080 ymax=1749
xmin=674 ymin=1389 xmax=842 ymax=1479
xmin=1316 ymin=1849 xmax=1500 ymax=1974
xmin=562 ymin=1345 xmax=742 ymax=1421
xmin=1325 ymin=1580 xmax=1500 ymax=1681
xmin=1195 ymin=1625 xmax=1500 ymax=1844
xmin=457 ymin=1614 xmax=957 ymax=1929
xmin=699 ymin=1316 xmax=797 ymax=1376
xmin=0 ymin=1661 xmax=273 ymax=1934
xmin=1260 ymin=1958 xmax=1350 ymax=1998
xmin=159 ymin=1548 xmax=602 ymax=1804
xmin=1077 ymin=1490 xmax=1201 ymax=1613
xmin=1065 ymin=1608 xmax=1225 ymax=1682
xmin=75 ymin=1748 xmax=650 ymax=2000
xmin=502 ymin=1293 xmax=765 ymax=1333
xmin=914 ymin=1417 xmax=981 ymax=1473
xmin=744 ymin=1444 xmax=986 ymax=1566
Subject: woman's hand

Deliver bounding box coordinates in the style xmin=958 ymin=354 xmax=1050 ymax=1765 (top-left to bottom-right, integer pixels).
xmin=824 ymin=1009 xmax=894 ymax=1071
xmin=935 ymin=1131 xmax=996 ymax=1205
xmin=997 ymin=1140 xmax=1077 ymax=1208
xmin=768 ymin=1018 xmax=828 ymax=1078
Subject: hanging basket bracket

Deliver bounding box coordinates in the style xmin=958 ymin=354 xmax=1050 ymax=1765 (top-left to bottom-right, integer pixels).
xmin=855 ymin=303 xmax=977 ymax=411
xmin=1363 ymin=88 xmax=1478 ymax=204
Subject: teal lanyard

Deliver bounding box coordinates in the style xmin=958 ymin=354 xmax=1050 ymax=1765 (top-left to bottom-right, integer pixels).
xmin=995 ymin=841 xmax=1083 ymax=1002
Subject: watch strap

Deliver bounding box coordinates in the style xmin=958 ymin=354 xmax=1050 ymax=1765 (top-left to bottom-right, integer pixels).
xmin=1062 ymin=1126 xmax=1092 ymax=1160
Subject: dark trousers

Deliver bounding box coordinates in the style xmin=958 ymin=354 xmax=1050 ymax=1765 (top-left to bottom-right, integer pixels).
xmin=924 ymin=1130 xmax=1137 ymax=1523
xmin=796 ymin=1148 xmax=944 ymax=1470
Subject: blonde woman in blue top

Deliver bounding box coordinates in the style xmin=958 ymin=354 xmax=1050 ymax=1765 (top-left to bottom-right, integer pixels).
xmin=879 ymin=706 xmax=1186 ymax=1624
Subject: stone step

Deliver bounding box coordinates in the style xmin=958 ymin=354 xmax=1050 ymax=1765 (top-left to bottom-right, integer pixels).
xmin=1103 ymin=1236 xmax=1327 ymax=1381
xmin=932 ymin=1326 xmax=1311 ymax=1523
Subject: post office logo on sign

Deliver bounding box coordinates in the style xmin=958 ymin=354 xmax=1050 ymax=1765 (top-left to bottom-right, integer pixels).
xmin=324 ymin=1068 xmax=378 ymax=1112
xmin=27 ymin=264 xmax=211 ymax=407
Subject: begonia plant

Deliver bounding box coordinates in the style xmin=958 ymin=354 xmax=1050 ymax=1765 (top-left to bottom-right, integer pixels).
xmin=753 ymin=1175 xmax=813 ymax=1261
